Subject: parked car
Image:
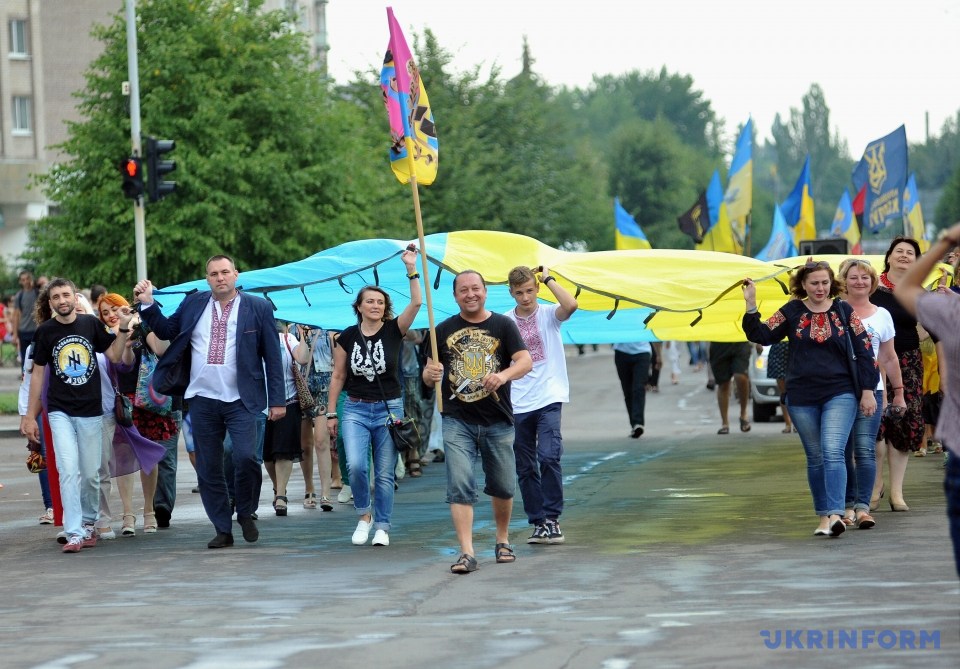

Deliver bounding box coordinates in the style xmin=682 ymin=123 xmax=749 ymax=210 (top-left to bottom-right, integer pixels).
xmin=749 ymin=345 xmax=782 ymax=422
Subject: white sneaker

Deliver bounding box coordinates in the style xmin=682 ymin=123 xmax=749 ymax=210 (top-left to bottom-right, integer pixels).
xmin=372 ymin=529 xmax=389 ymax=546
xmin=337 ymin=485 xmax=353 ymax=504
xmin=56 ymin=530 xmax=68 ymax=544
xmin=351 ymin=519 xmax=372 ymax=545
xmin=97 ymin=527 xmax=117 ymax=540
xmin=39 ymin=508 xmax=54 ymax=524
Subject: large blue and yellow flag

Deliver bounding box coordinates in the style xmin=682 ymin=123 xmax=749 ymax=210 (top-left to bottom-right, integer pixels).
xmin=380 ymin=8 xmax=438 ymax=185
xmin=614 ymin=197 xmax=651 ymax=249
xmin=830 ymin=190 xmax=862 ymax=254
xmin=754 ymin=205 xmax=798 ymax=261
xmin=903 ymin=173 xmax=928 ymax=252
xmin=724 ymin=119 xmax=753 ymax=249
xmin=854 ymin=125 xmax=908 ymax=233
xmin=696 ymin=170 xmax=741 ymax=254
xmin=781 ymin=155 xmax=816 ymax=245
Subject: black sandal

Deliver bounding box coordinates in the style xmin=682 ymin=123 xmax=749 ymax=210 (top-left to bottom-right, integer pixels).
xmin=275 ymin=495 xmax=288 ymax=516
xmin=495 ymin=542 xmax=516 ymax=564
xmin=450 ymin=553 xmax=478 ymax=574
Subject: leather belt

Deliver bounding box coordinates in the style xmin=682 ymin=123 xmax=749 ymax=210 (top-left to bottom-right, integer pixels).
xmin=348 ymin=396 xmax=380 ymax=403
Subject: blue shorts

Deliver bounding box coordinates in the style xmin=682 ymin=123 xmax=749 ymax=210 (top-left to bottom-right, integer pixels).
xmin=443 ymin=416 xmax=516 ymax=504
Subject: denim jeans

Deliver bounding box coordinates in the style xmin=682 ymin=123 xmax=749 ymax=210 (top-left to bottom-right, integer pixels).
xmin=845 ymin=389 xmax=882 ymax=510
xmin=614 ymin=351 xmax=650 ymax=428
xmin=48 ymin=412 xmax=103 ymax=539
xmin=341 ymin=397 xmax=401 ymax=531
xmin=443 ymin=416 xmax=516 ymax=504
xmin=190 ymin=397 xmax=262 ymax=535
xmin=153 ymin=414 xmax=183 ymax=515
xmin=36 ymin=415 xmax=52 ymax=509
xmin=787 ymin=393 xmax=857 ymax=516
xmin=514 ymin=402 xmax=564 ymax=523
xmin=944 ymin=450 xmax=960 ymax=578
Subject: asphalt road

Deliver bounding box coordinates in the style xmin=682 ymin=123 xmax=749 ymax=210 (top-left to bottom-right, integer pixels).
xmin=0 ymin=347 xmax=957 ymax=668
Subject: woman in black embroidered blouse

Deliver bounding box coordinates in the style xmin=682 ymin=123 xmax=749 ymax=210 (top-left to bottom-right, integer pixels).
xmin=742 ymin=261 xmax=878 ymax=538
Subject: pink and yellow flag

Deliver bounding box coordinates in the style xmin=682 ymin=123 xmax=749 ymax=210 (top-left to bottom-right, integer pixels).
xmin=380 ymin=8 xmax=438 ymax=185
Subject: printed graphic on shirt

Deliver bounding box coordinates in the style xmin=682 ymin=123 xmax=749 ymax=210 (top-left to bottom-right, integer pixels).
xmin=445 ymin=326 xmax=500 ymax=403
xmin=515 ymin=312 xmax=545 ymax=363
xmin=350 ymin=339 xmax=385 ymax=381
xmin=52 ymin=335 xmax=96 ymax=386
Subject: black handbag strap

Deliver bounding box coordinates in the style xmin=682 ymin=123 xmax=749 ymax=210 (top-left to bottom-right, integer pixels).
xmin=357 ymin=327 xmax=401 ymax=422
xmin=833 ymin=299 xmax=860 ymax=389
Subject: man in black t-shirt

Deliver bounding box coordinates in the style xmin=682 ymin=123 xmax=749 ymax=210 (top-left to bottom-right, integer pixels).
xmin=423 ymin=270 xmax=532 ymax=574
xmin=21 ymin=278 xmax=133 ymax=553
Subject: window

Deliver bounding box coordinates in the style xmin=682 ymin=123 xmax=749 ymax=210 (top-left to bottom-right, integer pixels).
xmin=12 ymin=96 xmax=31 ymax=133
xmin=9 ymin=19 xmax=28 ymax=56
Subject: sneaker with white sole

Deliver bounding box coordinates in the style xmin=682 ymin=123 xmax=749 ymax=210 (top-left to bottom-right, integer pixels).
xmin=39 ymin=508 xmax=54 ymax=524
xmin=337 ymin=485 xmax=353 ymax=504
xmin=371 ymin=529 xmax=390 ymax=546
xmin=527 ymin=523 xmax=550 ymax=544
xmin=56 ymin=530 xmax=69 ymax=544
xmin=97 ymin=527 xmax=116 ymax=540
xmin=82 ymin=525 xmax=97 ymax=548
xmin=351 ymin=519 xmax=372 ymax=545
xmin=545 ymin=519 xmax=565 ymax=544
xmin=62 ymin=537 xmax=83 ymax=553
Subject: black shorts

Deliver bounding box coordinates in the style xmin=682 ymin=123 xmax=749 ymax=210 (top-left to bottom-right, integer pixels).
xmin=709 ymin=342 xmax=751 ymax=384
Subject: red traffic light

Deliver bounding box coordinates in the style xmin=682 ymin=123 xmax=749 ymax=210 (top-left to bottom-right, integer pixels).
xmin=124 ymin=158 xmax=141 ymax=178
xmin=120 ymin=156 xmax=144 ymax=199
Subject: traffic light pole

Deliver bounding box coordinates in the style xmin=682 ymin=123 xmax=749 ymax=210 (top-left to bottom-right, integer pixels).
xmin=125 ymin=0 xmax=147 ymax=281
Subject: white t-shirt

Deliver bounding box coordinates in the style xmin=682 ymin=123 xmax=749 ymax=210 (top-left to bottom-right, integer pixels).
xmin=859 ymin=306 xmax=895 ymax=391
xmin=506 ymin=303 xmax=569 ymax=413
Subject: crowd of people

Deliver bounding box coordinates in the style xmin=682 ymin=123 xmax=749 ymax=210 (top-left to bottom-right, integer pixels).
xmin=8 ymin=235 xmax=960 ymax=577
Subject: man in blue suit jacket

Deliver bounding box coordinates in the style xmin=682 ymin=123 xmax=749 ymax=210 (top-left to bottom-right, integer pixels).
xmin=134 ymin=255 xmax=285 ymax=549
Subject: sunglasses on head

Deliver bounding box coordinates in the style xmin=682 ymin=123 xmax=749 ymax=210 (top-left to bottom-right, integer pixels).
xmin=804 ymin=260 xmax=831 ymax=270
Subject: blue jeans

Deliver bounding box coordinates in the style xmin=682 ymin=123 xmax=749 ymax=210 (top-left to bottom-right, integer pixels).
xmin=443 ymin=416 xmax=516 ymax=504
xmin=341 ymin=397 xmax=401 ymax=531
xmin=36 ymin=415 xmax=52 ymax=509
xmin=787 ymin=393 xmax=857 ymax=516
xmin=514 ymin=402 xmax=564 ymax=523
xmin=944 ymin=450 xmax=960 ymax=578
xmin=614 ymin=350 xmax=650 ymax=428
xmin=153 ymin=413 xmax=183 ymax=515
xmin=845 ymin=389 xmax=882 ymax=511
xmin=47 ymin=412 xmax=102 ymax=539
xmin=190 ymin=397 xmax=262 ymax=535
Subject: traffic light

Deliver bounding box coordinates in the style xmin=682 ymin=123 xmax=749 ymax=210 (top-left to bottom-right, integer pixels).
xmin=146 ymin=136 xmax=176 ymax=203
xmin=120 ymin=157 xmax=143 ymax=199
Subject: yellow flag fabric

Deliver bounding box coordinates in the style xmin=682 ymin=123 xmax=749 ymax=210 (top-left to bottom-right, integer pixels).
xmin=695 ymin=203 xmax=742 ymax=254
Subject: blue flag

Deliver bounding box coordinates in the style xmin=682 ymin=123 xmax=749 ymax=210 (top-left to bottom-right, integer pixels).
xmin=754 ymin=205 xmax=798 ymax=261
xmin=856 ymin=126 xmax=908 ymax=233
xmin=614 ymin=197 xmax=651 ymax=250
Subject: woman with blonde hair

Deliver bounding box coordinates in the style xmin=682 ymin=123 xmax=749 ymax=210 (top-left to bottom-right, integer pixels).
xmin=837 ymin=258 xmax=906 ymax=529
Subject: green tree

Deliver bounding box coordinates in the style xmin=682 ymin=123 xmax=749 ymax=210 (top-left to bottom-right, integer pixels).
xmin=935 ymin=163 xmax=960 ymax=227
xmin=912 ymin=111 xmax=960 ymax=191
xmin=769 ymin=84 xmax=851 ymax=234
xmin=31 ymin=0 xmax=386 ymax=289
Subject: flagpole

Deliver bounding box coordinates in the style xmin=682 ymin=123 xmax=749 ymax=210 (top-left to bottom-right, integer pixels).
xmin=403 ymin=136 xmax=442 ymax=411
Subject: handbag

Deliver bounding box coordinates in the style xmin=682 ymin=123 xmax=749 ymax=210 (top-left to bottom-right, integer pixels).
xmin=358 ymin=329 xmax=421 ymax=454
xmin=133 ymin=348 xmax=174 ymax=416
xmin=110 ymin=363 xmax=134 ymax=427
xmin=284 ymin=334 xmax=316 ymax=412
xmin=26 ymin=441 xmax=45 ymax=473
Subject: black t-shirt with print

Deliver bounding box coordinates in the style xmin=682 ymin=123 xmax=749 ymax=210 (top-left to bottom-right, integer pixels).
xmin=336 ymin=318 xmax=404 ymax=400
xmin=427 ymin=312 xmax=528 ymax=426
xmin=32 ymin=314 xmax=116 ymax=417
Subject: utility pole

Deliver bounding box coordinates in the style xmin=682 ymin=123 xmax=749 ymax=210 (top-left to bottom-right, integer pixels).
xmin=125 ymin=0 xmax=147 ymax=281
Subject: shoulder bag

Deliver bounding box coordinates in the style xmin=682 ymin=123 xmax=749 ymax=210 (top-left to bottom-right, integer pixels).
xmin=133 ymin=348 xmax=174 ymax=416
xmin=358 ymin=329 xmax=421 ymax=454
xmin=111 ymin=363 xmax=134 ymax=427
xmin=834 ymin=299 xmax=860 ymax=392
xmin=284 ymin=335 xmax=316 ymax=413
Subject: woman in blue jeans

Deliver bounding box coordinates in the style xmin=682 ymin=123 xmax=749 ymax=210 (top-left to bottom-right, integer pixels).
xmin=326 ymin=246 xmax=422 ymax=547
xmin=742 ymin=260 xmax=879 ymax=537
xmin=838 ymin=259 xmax=906 ymax=530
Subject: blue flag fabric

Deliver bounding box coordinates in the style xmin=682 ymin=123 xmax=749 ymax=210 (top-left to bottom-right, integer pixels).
xmin=705 ymin=170 xmax=723 ymax=231
xmin=614 ymin=197 xmax=651 ymax=249
xmin=754 ymin=205 xmax=798 ymax=261
xmin=857 ymin=126 xmax=908 ymax=233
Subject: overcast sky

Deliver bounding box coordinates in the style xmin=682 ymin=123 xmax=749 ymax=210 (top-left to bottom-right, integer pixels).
xmin=324 ymin=0 xmax=960 ymax=160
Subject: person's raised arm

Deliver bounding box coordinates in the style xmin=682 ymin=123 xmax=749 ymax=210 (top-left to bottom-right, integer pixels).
xmin=540 ymin=266 xmax=578 ymax=322
xmin=106 ymin=306 xmax=135 ymax=363
xmin=896 ymin=221 xmax=960 ymax=317
xmin=397 ymin=246 xmax=423 ymax=334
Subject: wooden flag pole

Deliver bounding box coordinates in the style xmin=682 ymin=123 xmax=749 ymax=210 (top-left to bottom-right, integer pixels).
xmin=403 ymin=138 xmax=442 ymax=412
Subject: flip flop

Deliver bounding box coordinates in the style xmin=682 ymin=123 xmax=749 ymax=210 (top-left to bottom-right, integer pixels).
xmin=740 ymin=418 xmax=751 ymax=433
xmin=717 ymin=426 xmax=730 ymax=435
